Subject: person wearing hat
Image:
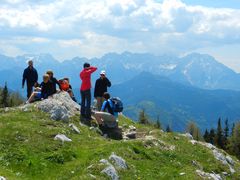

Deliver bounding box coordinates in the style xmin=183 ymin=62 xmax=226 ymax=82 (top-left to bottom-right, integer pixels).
xmin=22 ymin=60 xmax=38 ymax=98
xmin=94 ymin=70 xmax=111 ymax=111
xmin=80 ymin=62 xmax=97 ymax=121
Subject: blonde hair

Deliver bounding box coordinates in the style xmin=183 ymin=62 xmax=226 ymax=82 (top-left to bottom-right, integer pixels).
xmin=43 ymin=74 xmax=49 ymax=80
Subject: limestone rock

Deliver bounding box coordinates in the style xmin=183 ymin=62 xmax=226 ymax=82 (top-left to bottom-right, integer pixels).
xmin=54 ymin=134 xmax=72 ymax=142
xmin=0 ymin=176 xmax=6 ymax=180
xmin=36 ymin=92 xmax=80 ymax=121
xmin=69 ymin=123 xmax=80 ymax=134
xmin=196 ymin=170 xmax=222 ymax=180
xmin=100 ymin=159 xmax=119 ymax=180
xmin=109 ymin=153 xmax=128 ymax=169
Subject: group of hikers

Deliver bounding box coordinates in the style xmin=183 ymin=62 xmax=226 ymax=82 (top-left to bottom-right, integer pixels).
xmin=22 ymin=60 xmax=121 ymax=131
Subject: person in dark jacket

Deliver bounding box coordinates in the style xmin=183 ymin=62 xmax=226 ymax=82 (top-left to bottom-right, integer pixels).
xmin=26 ymin=74 xmax=54 ymax=103
xmin=94 ymin=70 xmax=111 ymax=111
xmin=22 ymin=60 xmax=38 ymax=98
xmin=46 ymin=70 xmax=61 ymax=94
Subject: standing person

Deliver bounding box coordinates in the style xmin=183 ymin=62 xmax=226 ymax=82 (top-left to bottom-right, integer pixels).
xmin=46 ymin=70 xmax=61 ymax=94
xmin=22 ymin=60 xmax=38 ymax=98
xmin=94 ymin=70 xmax=111 ymax=111
xmin=80 ymin=63 xmax=97 ymax=121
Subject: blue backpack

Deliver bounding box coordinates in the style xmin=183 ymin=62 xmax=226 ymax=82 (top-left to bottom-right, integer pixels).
xmin=110 ymin=97 xmax=123 ymax=113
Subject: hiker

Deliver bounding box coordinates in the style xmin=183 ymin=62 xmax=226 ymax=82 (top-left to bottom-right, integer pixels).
xmin=46 ymin=70 xmax=61 ymax=93
xmin=22 ymin=60 xmax=38 ymax=98
xmin=94 ymin=70 xmax=111 ymax=111
xmin=59 ymin=77 xmax=77 ymax=102
xmin=93 ymin=92 xmax=118 ymax=128
xmin=26 ymin=74 xmax=54 ymax=103
xmin=80 ymin=63 xmax=97 ymax=120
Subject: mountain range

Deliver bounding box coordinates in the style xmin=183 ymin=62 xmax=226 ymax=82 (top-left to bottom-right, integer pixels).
xmin=0 ymin=52 xmax=240 ymax=131
xmin=110 ymin=72 xmax=240 ymax=131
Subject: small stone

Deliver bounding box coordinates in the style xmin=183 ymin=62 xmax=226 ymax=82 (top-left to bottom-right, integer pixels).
xmin=174 ymin=136 xmax=180 ymax=140
xmin=69 ymin=123 xmax=80 ymax=134
xmin=179 ymin=172 xmax=185 ymax=176
xmin=89 ymin=174 xmax=96 ymax=179
xmin=0 ymin=176 xmax=6 ymax=180
xmin=54 ymin=134 xmax=72 ymax=142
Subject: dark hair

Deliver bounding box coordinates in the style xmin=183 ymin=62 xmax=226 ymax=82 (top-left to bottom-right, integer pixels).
xmin=83 ymin=63 xmax=90 ymax=68
xmin=103 ymin=92 xmax=110 ymax=99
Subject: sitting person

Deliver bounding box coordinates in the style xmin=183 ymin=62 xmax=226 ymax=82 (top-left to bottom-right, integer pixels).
xmin=93 ymin=92 xmax=118 ymax=128
xmin=46 ymin=70 xmax=61 ymax=93
xmin=26 ymin=74 xmax=54 ymax=103
xmin=59 ymin=77 xmax=77 ymax=102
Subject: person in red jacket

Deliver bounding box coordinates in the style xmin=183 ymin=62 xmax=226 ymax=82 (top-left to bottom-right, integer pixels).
xmin=80 ymin=62 xmax=97 ymax=121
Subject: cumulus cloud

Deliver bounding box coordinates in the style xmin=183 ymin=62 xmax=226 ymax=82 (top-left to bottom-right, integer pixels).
xmin=0 ymin=0 xmax=239 ymax=64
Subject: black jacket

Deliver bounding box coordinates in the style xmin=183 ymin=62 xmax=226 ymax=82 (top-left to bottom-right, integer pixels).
xmin=40 ymin=81 xmax=55 ymax=99
xmin=49 ymin=77 xmax=61 ymax=93
xmin=22 ymin=66 xmax=38 ymax=86
xmin=94 ymin=77 xmax=111 ymax=97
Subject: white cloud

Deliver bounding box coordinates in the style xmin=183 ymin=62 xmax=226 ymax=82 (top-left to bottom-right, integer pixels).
xmin=0 ymin=0 xmax=240 ymax=70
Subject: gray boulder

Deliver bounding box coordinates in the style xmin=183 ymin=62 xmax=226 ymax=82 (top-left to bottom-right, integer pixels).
xmin=109 ymin=153 xmax=128 ymax=169
xmin=0 ymin=176 xmax=6 ymax=180
xmin=100 ymin=159 xmax=119 ymax=180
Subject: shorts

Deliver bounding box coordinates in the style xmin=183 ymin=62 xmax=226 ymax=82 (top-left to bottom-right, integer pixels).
xmin=35 ymin=92 xmax=42 ymax=99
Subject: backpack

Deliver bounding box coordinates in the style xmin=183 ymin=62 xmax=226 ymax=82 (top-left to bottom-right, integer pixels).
xmin=110 ymin=97 xmax=123 ymax=113
xmin=59 ymin=79 xmax=69 ymax=91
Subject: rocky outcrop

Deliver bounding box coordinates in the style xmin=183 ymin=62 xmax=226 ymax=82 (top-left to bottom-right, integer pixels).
xmin=20 ymin=92 xmax=80 ymax=122
xmin=190 ymin=139 xmax=236 ymax=175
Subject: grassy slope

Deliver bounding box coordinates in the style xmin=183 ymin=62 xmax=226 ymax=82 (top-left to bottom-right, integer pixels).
xmin=0 ymin=108 xmax=240 ymax=179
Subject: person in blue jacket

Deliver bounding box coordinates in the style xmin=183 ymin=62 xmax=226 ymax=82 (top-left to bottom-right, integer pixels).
xmin=22 ymin=60 xmax=38 ymax=98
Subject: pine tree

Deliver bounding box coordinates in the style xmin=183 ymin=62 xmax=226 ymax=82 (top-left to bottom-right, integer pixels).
xmin=203 ymin=129 xmax=210 ymax=143
xmin=1 ymin=82 xmax=9 ymax=108
xmin=216 ymin=118 xmax=224 ymax=149
xmin=231 ymin=123 xmax=235 ymax=136
xmin=138 ymin=109 xmax=148 ymax=124
xmin=186 ymin=121 xmax=202 ymax=141
xmin=166 ymin=124 xmax=172 ymax=132
xmin=155 ymin=115 xmax=161 ymax=129
xmin=223 ymin=118 xmax=229 ymax=150
xmin=229 ymin=122 xmax=240 ymax=159
xmin=209 ymin=128 xmax=216 ymax=145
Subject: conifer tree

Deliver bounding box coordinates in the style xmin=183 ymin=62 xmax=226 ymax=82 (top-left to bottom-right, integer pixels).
xmin=216 ymin=118 xmax=224 ymax=149
xmin=138 ymin=109 xmax=148 ymax=124
xmin=209 ymin=128 xmax=216 ymax=145
xmin=229 ymin=122 xmax=240 ymax=159
xmin=186 ymin=121 xmax=202 ymax=141
xmin=155 ymin=115 xmax=161 ymax=129
xmin=1 ymin=82 xmax=9 ymax=107
xmin=231 ymin=123 xmax=235 ymax=136
xmin=223 ymin=118 xmax=229 ymax=150
xmin=203 ymin=129 xmax=210 ymax=143
xmin=166 ymin=124 xmax=172 ymax=132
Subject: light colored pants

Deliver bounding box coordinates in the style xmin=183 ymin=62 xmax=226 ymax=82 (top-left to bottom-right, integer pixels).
xmin=96 ymin=97 xmax=104 ymax=111
xmin=93 ymin=111 xmax=117 ymax=128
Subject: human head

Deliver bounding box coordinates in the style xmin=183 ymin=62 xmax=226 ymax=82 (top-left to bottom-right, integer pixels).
xmin=28 ymin=60 xmax=33 ymax=67
xmin=46 ymin=70 xmax=53 ymax=77
xmin=64 ymin=77 xmax=69 ymax=83
xmin=103 ymin=92 xmax=110 ymax=100
xmin=100 ymin=70 xmax=106 ymax=77
xmin=83 ymin=62 xmax=90 ymax=69
xmin=43 ymin=74 xmax=49 ymax=83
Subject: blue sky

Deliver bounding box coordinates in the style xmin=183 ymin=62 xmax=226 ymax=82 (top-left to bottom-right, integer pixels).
xmin=0 ymin=0 xmax=240 ymax=72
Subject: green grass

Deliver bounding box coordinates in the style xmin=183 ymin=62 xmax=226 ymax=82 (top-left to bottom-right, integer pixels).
xmin=0 ymin=108 xmax=240 ymax=179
